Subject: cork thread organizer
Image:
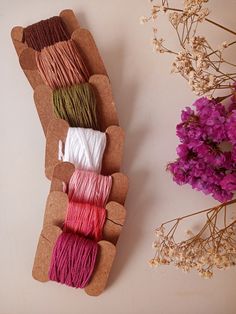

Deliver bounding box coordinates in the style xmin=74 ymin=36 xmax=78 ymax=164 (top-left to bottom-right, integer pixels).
xmin=11 ymin=9 xmax=128 ymax=296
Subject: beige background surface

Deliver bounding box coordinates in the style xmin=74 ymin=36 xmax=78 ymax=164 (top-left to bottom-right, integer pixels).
xmin=1 ymin=0 xmax=236 ymax=313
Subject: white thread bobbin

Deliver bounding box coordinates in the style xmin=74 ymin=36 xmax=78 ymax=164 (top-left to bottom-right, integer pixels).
xmin=59 ymin=127 xmax=107 ymax=173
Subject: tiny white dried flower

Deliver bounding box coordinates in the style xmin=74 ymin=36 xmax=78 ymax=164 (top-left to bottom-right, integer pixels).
xmin=140 ymin=16 xmax=149 ymax=24
xmin=152 ymin=38 xmax=165 ymax=53
xmin=222 ymin=41 xmax=228 ymax=48
xmin=185 ymin=229 xmax=194 ymax=238
xmin=169 ymin=12 xmax=182 ymax=27
xmin=217 ymin=41 xmax=229 ymax=52
xmin=148 ymin=258 xmax=160 ymax=267
xmin=199 ymin=269 xmax=213 ymax=279
xmin=159 ymin=5 xmax=167 ymax=13
xmin=152 ymin=240 xmax=160 ymax=249
xmin=197 ymin=8 xmax=210 ymax=22
xmin=153 ymin=27 xmax=158 ymax=34
xmin=155 ymin=226 xmax=165 ymax=237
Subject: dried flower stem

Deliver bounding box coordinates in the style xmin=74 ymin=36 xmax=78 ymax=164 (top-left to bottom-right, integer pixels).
xmin=141 ymin=0 xmax=236 ymax=97
xmin=161 ymin=198 xmax=236 ymax=226
xmin=163 ymin=6 xmax=236 ymax=35
xmin=150 ymin=199 xmax=236 ymax=278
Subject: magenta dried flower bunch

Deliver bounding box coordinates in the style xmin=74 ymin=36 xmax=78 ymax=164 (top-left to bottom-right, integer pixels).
xmin=168 ymin=96 xmax=236 ymax=202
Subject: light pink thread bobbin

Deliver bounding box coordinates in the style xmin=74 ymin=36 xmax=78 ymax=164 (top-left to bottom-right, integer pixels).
xmin=67 ymin=169 xmax=112 ymax=207
xmin=62 ymin=170 xmax=112 ymax=241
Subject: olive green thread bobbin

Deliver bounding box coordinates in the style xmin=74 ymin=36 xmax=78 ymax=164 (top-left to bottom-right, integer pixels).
xmin=53 ymin=83 xmax=99 ymax=130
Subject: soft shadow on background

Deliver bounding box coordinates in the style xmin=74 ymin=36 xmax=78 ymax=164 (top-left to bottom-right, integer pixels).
xmin=1 ymin=1 xmax=236 ymax=314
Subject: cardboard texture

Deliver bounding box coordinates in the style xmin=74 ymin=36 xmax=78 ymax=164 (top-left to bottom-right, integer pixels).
xmin=32 ymin=191 xmax=125 ymax=295
xmin=45 ymin=118 xmax=125 ymax=179
xmin=60 ymin=9 xmax=80 ymax=34
xmin=85 ymin=240 xmax=116 ymax=296
xmin=12 ymin=9 xmax=129 ymax=295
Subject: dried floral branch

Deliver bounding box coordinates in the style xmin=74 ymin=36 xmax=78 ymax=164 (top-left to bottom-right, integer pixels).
xmin=149 ymin=199 xmax=236 ymax=278
xmin=141 ymin=0 xmax=236 ymax=97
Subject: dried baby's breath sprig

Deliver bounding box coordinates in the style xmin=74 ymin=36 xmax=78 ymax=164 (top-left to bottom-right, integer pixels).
xmin=149 ymin=199 xmax=236 ymax=278
xmin=141 ymin=0 xmax=236 ymax=97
